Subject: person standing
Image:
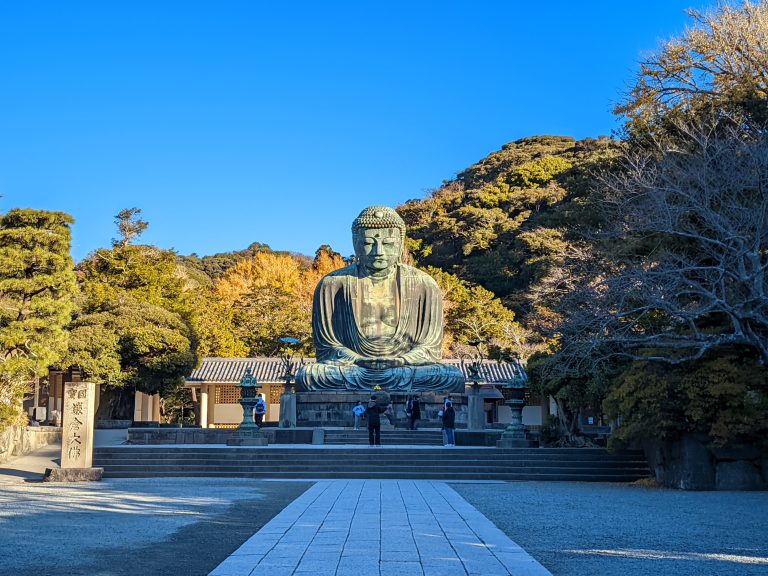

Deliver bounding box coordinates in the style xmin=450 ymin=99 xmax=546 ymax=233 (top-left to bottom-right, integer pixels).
xmin=442 ymin=400 xmax=456 ymax=446
xmin=352 ymin=400 xmax=366 ymax=430
xmin=254 ymin=393 xmax=267 ymax=427
xmin=367 ymin=400 xmax=382 ymax=446
xmin=406 ymin=396 xmax=421 ymax=430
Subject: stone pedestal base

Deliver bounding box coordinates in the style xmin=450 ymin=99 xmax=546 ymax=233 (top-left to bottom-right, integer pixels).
xmin=226 ymin=429 xmax=268 ymax=446
xmin=43 ymin=467 xmax=104 ymax=482
xmin=467 ymin=392 xmax=485 ymax=431
xmin=279 ymin=393 xmax=297 ymax=428
xmin=311 ymin=429 xmax=325 ymax=444
xmin=496 ymin=437 xmax=538 ymax=448
xmin=295 ymin=390 xmax=465 ymax=428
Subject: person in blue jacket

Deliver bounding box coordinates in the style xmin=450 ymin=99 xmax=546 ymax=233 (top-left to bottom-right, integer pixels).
xmin=352 ymin=400 xmax=366 ymax=430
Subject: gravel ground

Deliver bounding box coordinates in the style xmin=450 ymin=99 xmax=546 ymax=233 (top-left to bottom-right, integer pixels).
xmin=452 ymin=481 xmax=768 ymax=576
xmin=0 ymin=478 xmax=311 ymax=576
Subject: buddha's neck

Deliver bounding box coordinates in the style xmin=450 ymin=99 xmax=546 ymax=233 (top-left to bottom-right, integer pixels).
xmin=362 ymin=265 xmax=397 ymax=282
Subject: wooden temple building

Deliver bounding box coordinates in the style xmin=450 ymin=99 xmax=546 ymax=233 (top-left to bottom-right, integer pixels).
xmin=182 ymin=357 xmax=547 ymax=428
xmin=34 ymin=358 xmax=548 ymax=429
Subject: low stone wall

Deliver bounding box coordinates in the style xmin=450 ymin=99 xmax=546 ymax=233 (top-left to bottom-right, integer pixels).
xmin=457 ymin=430 xmax=504 ymax=447
xmin=127 ymin=427 xmax=315 ymax=445
xmin=645 ymin=434 xmax=767 ymax=491
xmin=96 ymin=419 xmax=132 ymax=429
xmin=127 ymin=426 xmax=504 ymax=446
xmin=0 ymin=426 xmax=62 ymax=464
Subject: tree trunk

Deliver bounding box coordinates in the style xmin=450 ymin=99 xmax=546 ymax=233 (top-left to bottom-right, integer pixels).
xmin=94 ymin=387 xmax=135 ymax=421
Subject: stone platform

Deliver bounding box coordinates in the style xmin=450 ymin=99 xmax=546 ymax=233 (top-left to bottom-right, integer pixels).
xmin=126 ymin=427 xmax=505 ymax=446
xmin=296 ymin=390 xmax=466 ymax=428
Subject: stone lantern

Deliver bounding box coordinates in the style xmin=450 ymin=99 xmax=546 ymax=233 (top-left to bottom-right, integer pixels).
xmin=226 ymin=367 xmax=268 ymax=446
xmin=278 ymin=336 xmax=301 ymax=428
xmin=461 ymin=340 xmax=487 ymax=431
xmin=236 ymin=367 xmax=260 ymax=429
xmin=496 ymin=361 xmax=536 ymax=448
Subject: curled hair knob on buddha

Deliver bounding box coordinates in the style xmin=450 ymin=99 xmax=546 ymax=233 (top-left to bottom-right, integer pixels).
xmin=352 ymin=205 xmax=406 ymax=242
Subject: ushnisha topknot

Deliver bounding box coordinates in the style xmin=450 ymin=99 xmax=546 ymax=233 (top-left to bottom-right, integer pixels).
xmin=351 ymin=206 xmax=406 ymax=242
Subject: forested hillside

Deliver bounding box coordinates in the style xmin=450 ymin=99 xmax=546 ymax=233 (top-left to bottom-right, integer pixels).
xmin=178 ymin=241 xmax=306 ymax=282
xmin=398 ymin=135 xmax=619 ymax=319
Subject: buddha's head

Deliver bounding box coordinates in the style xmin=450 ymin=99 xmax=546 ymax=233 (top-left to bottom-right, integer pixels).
xmin=352 ymin=206 xmax=405 ymax=277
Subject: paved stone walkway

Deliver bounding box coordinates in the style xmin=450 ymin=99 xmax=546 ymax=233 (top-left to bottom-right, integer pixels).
xmin=209 ymin=480 xmax=552 ymax=576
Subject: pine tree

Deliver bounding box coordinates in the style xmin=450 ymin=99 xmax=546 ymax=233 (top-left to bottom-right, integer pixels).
xmin=66 ymin=210 xmax=197 ymax=418
xmin=0 ymin=209 xmax=76 ymax=428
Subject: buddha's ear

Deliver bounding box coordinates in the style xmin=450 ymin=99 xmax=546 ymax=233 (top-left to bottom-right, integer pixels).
xmin=399 ymin=237 xmax=414 ymax=265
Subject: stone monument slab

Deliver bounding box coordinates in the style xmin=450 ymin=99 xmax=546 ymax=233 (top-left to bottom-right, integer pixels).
xmin=45 ymin=381 xmax=103 ymax=482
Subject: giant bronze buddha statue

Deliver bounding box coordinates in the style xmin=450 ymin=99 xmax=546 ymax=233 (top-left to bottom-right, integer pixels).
xmin=296 ymin=205 xmax=465 ymax=392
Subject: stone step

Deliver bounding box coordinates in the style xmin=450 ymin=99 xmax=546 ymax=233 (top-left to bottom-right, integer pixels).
xmin=93 ymin=446 xmax=650 ymax=481
xmin=93 ymin=453 xmax=646 ymax=465
xmin=93 ymin=457 xmax=647 ymax=467
xmin=97 ymin=470 xmax=647 ymax=482
xmin=95 ymin=448 xmax=645 ymax=462
xmin=98 ymin=459 xmax=647 ymax=473
xmin=99 ymin=465 xmax=650 ymax=476
xmin=100 ymin=446 xmax=643 ymax=455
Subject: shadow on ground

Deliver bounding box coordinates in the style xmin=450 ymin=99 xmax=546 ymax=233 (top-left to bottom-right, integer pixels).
xmin=2 ymin=480 xmax=311 ymax=576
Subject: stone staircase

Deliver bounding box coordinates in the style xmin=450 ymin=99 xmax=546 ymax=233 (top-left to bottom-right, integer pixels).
xmin=323 ymin=429 xmax=444 ymax=445
xmin=93 ymin=446 xmax=650 ymax=482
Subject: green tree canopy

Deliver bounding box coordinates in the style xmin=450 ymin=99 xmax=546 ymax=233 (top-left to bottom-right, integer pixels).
xmin=397 ymin=135 xmax=619 ymax=313
xmin=66 ymin=212 xmax=197 ymax=417
xmin=0 ymin=209 xmax=76 ymax=428
xmin=617 ymin=1 xmax=768 ymax=131
xmin=423 ymin=266 xmax=529 ymax=359
xmin=532 ymin=3 xmax=768 ymax=447
xmin=605 ymin=351 xmax=768 ymax=449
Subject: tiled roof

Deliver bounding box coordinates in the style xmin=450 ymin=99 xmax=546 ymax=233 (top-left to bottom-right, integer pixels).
xmin=187 ymin=357 xmax=526 ymax=385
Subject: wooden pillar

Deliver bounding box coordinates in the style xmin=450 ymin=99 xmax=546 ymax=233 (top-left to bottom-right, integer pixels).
xmin=207 ymin=385 xmax=217 ymax=428
xmin=49 ymin=371 xmax=64 ymax=412
xmin=94 ymin=384 xmax=101 ymax=415
xmin=200 ymin=384 xmax=208 ymax=428
xmin=133 ymin=391 xmax=143 ymax=422
xmin=141 ymin=393 xmax=151 ymax=421
xmin=33 ymin=375 xmax=40 ymax=410
xmin=152 ymin=393 xmax=161 ymax=422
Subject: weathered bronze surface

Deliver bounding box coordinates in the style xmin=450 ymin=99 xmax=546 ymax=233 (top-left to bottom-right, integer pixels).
xmin=296 ymin=206 xmax=464 ymax=392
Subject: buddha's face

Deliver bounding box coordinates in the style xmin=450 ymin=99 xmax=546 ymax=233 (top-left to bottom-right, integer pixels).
xmin=354 ymin=227 xmax=402 ymax=276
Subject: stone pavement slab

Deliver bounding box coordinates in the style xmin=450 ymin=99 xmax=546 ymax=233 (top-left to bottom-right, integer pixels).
xmin=210 ymin=480 xmax=551 ymax=576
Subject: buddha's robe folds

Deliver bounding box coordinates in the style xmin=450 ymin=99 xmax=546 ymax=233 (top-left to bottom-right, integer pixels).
xmin=296 ymin=264 xmax=464 ymax=392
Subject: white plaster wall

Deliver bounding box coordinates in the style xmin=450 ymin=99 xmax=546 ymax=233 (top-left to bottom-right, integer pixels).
xmin=522 ymin=405 xmax=542 ymax=426
xmin=496 ymin=405 xmax=543 ymax=426
xmin=215 ymin=404 xmax=242 ymax=424
xmin=214 ymin=403 xmax=280 ymax=424
xmin=267 ymin=404 xmax=279 ymax=422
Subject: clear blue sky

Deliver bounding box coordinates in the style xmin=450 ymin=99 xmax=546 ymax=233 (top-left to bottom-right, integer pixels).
xmin=0 ymin=1 xmax=712 ymax=261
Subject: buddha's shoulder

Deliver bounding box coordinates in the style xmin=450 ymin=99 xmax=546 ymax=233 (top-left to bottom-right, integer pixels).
xmin=318 ymin=264 xmax=357 ymax=284
xmin=398 ymin=264 xmax=438 ymax=287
